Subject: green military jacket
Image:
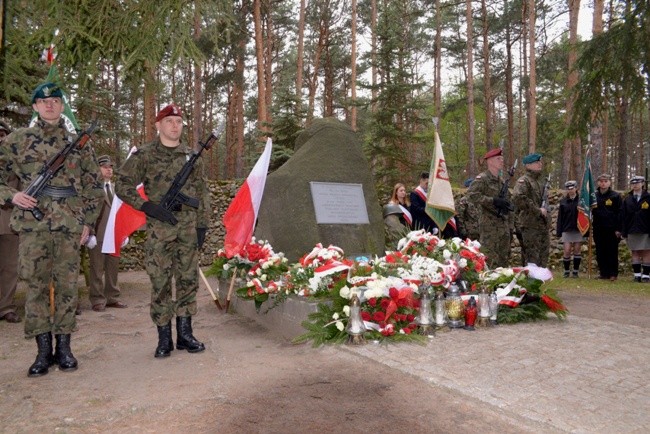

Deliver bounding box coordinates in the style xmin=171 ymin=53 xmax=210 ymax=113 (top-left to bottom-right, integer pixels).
xmin=466 ymin=169 xmax=509 ymax=224
xmin=115 ymin=138 xmax=211 ymax=229
xmin=0 ymin=118 xmax=103 ymax=233
xmin=513 ymin=169 xmax=549 ymax=228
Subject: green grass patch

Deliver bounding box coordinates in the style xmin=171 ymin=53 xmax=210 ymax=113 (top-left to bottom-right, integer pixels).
xmin=545 ymin=274 xmax=650 ymax=297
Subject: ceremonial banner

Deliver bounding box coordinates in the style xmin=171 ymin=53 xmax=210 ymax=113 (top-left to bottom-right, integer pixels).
xmin=577 ymin=154 xmax=596 ymax=235
xmin=425 ymin=129 xmax=455 ymax=231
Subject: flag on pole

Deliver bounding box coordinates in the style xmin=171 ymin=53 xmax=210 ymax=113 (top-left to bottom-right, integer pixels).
xmin=30 ymin=44 xmax=79 ymax=133
xmin=101 ymin=147 xmax=147 ymax=257
xmin=577 ymin=153 xmax=597 ymax=235
xmin=223 ymin=138 xmax=273 ymax=258
xmin=425 ymin=129 xmax=456 ymax=231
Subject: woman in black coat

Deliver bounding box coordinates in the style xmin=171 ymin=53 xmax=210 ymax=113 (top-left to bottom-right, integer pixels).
xmin=620 ymin=176 xmax=650 ymax=282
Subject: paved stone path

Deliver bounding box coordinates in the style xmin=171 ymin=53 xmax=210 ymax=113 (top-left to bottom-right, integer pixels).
xmin=339 ymin=317 xmax=649 ymax=433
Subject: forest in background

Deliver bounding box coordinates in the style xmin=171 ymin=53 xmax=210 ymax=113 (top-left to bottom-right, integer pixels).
xmin=1 ymin=0 xmax=649 ymax=197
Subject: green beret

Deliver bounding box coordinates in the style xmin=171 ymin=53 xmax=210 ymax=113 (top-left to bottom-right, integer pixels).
xmin=522 ymin=153 xmax=542 ymax=165
xmin=31 ymin=82 xmax=63 ymax=104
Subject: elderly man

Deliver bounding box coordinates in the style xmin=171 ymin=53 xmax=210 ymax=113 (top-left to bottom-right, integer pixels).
xmin=0 ymin=120 xmax=21 ymax=324
xmin=512 ymin=153 xmax=550 ymax=267
xmin=466 ymin=148 xmax=513 ymax=268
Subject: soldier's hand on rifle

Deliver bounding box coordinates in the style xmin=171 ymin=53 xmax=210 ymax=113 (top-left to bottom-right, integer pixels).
xmin=196 ymin=227 xmax=207 ymax=249
xmin=539 ymin=207 xmax=548 ymax=218
xmin=493 ymin=197 xmax=513 ymax=214
xmin=140 ymin=201 xmax=178 ymax=225
xmin=12 ymin=191 xmax=37 ymax=209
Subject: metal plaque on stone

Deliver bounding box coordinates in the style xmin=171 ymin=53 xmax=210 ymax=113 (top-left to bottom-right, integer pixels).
xmin=309 ymin=182 xmax=370 ymax=224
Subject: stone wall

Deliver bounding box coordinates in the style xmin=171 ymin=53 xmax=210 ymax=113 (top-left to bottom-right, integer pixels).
xmin=119 ymin=183 xmax=631 ymax=275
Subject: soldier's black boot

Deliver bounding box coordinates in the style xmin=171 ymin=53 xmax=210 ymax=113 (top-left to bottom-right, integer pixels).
xmin=28 ymin=332 xmax=55 ymax=377
xmin=176 ymin=316 xmax=205 ymax=353
xmin=54 ymin=334 xmax=78 ymax=372
xmin=154 ymin=322 xmax=174 ymax=358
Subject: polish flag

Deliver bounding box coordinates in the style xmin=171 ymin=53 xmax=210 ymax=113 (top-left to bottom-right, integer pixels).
xmin=101 ymin=147 xmax=147 ymax=257
xmin=223 ymin=138 xmax=272 ymax=258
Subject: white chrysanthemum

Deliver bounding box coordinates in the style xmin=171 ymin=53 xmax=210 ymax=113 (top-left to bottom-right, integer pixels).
xmin=223 ymin=264 xmax=230 ymax=271
xmin=342 ymin=305 xmax=350 ymax=316
xmin=458 ymin=258 xmax=468 ymax=268
xmin=339 ymin=286 xmax=351 ymax=299
xmin=443 ymin=249 xmax=452 ymax=260
xmin=308 ymin=276 xmax=322 ymax=291
xmin=335 ymin=321 xmax=344 ymax=331
xmin=260 ymin=274 xmax=267 ymax=281
xmin=332 ymin=312 xmax=340 ymax=320
xmin=438 ymin=238 xmax=446 ymax=247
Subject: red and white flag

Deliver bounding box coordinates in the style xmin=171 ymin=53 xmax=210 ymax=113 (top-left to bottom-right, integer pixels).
xmin=101 ymin=147 xmax=147 ymax=257
xmin=223 ymin=138 xmax=272 ymax=258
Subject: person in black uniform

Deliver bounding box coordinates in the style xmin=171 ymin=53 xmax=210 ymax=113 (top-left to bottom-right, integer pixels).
xmin=409 ymin=172 xmax=438 ymax=235
xmin=620 ymin=175 xmax=650 ymax=282
xmin=592 ymin=173 xmax=622 ymax=281
xmin=556 ymin=180 xmax=584 ymax=277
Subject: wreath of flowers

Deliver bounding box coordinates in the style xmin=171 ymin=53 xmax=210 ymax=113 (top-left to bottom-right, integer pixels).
xmin=209 ymin=232 xmax=566 ymax=345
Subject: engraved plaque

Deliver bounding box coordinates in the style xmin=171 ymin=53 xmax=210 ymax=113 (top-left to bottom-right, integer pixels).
xmin=310 ymin=182 xmax=370 ymax=224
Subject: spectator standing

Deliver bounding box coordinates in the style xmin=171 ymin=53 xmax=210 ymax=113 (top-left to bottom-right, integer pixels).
xmin=620 ymin=175 xmax=650 ymax=282
xmin=388 ymin=183 xmax=412 ymax=229
xmin=88 ymin=155 xmax=126 ymax=312
xmin=556 ymin=180 xmax=583 ymax=277
xmin=409 ymin=172 xmax=438 ymax=234
xmin=0 ymin=82 xmax=103 ymax=377
xmin=592 ymin=173 xmax=622 ymax=281
xmin=0 ymin=120 xmax=21 ymax=324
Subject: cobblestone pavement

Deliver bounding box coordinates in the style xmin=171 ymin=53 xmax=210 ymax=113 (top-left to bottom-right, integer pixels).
xmin=339 ymin=317 xmax=649 ymax=433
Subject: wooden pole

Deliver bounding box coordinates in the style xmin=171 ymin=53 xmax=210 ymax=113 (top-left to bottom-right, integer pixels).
xmin=49 ymin=280 xmax=55 ymax=318
xmin=224 ymin=272 xmax=237 ymax=313
xmin=198 ymin=267 xmax=223 ymax=310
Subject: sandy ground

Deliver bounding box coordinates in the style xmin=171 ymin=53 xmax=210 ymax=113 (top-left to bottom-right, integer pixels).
xmin=0 ymin=271 xmax=646 ymax=433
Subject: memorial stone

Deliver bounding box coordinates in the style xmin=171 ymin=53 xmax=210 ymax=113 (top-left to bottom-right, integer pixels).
xmin=255 ymin=118 xmax=385 ymax=261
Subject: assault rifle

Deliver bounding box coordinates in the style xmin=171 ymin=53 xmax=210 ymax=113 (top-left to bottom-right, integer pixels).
xmin=540 ymin=173 xmax=552 ymax=215
xmin=159 ymin=123 xmax=225 ymax=225
xmin=496 ymin=159 xmax=518 ymax=218
xmin=23 ymin=121 xmax=98 ymax=220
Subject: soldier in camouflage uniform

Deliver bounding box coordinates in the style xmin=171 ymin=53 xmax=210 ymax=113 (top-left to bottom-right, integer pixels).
xmin=115 ymin=104 xmax=211 ymax=359
xmin=512 ymin=153 xmax=550 ymax=267
xmin=455 ymin=178 xmax=480 ymax=241
xmin=0 ymin=82 xmax=103 ymax=377
xmin=466 ymin=148 xmax=513 ymax=268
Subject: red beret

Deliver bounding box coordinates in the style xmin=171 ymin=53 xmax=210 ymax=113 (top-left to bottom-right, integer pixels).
xmin=155 ymin=104 xmax=183 ymax=122
xmin=481 ymin=148 xmax=502 ymax=161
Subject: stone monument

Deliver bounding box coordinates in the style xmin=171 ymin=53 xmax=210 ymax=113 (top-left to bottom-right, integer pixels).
xmin=255 ymin=118 xmax=385 ymax=262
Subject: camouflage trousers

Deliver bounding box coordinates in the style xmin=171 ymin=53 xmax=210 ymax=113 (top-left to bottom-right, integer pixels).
xmin=144 ymin=224 xmax=199 ymax=326
xmin=19 ymin=230 xmax=80 ymax=338
xmin=520 ymin=226 xmax=550 ymax=267
xmin=478 ymin=219 xmax=511 ymax=269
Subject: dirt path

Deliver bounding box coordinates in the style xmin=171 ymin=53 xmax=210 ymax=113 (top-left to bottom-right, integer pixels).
xmin=0 ymin=272 xmax=645 ymax=433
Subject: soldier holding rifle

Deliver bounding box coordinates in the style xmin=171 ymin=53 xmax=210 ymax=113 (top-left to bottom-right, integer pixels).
xmin=466 ymin=148 xmax=514 ymax=268
xmin=0 ymin=82 xmax=103 ymax=377
xmin=513 ymin=153 xmax=551 ymax=267
xmin=115 ymin=104 xmax=212 ymax=359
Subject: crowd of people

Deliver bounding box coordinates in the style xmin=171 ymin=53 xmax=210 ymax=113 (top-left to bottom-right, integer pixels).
xmin=384 ymin=149 xmax=644 ymax=283
xmin=0 ymin=82 xmax=209 ymax=377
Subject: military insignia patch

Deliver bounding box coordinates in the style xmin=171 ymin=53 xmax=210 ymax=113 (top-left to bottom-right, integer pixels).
xmin=643 ymin=202 xmax=649 ymax=209
xmin=605 ymin=199 xmax=612 ymax=206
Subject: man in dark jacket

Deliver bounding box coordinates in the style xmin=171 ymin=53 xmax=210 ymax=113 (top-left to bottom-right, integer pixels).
xmin=409 ymin=172 xmax=438 ymax=235
xmin=592 ymin=173 xmax=622 ymax=281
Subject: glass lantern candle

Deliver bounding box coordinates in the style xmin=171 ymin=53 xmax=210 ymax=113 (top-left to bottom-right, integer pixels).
xmin=464 ymin=296 xmax=478 ymax=330
xmin=416 ymin=286 xmax=435 ymax=336
xmin=434 ymin=290 xmax=447 ymax=330
xmin=489 ymin=291 xmax=499 ymax=325
xmin=346 ymin=294 xmax=367 ymax=345
xmin=445 ymin=283 xmax=465 ymax=329
xmin=477 ymin=286 xmax=491 ymax=327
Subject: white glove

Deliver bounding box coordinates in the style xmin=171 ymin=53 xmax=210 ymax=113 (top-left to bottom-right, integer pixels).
xmin=86 ymin=235 xmax=97 ymax=249
xmin=120 ymin=236 xmax=130 ymax=248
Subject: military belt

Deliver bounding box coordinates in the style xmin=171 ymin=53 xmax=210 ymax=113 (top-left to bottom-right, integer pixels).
xmin=41 ymin=185 xmax=77 ymax=199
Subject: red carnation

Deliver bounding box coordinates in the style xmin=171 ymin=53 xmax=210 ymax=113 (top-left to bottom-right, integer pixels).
xmin=372 ymin=311 xmax=386 ymax=322
xmin=368 ymin=298 xmax=377 ymax=307
xmin=389 ymin=287 xmax=399 ymax=299
xmin=361 ymin=311 xmax=371 ymax=321
xmin=406 ymin=314 xmax=415 ymax=322
xmin=380 ymin=298 xmax=390 ymax=309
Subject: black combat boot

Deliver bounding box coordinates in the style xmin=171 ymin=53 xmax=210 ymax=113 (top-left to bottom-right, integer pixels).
xmin=154 ymin=322 xmax=174 ymax=358
xmin=54 ymin=334 xmax=78 ymax=372
xmin=176 ymin=316 xmax=205 ymax=353
xmin=28 ymin=332 xmax=56 ymax=377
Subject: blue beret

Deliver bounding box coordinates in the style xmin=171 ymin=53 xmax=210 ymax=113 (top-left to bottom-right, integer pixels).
xmin=522 ymin=153 xmax=542 ymax=165
xmin=31 ymin=82 xmax=63 ymax=104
